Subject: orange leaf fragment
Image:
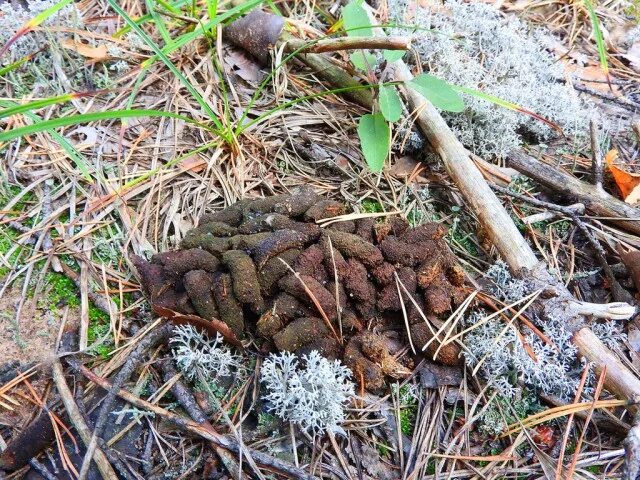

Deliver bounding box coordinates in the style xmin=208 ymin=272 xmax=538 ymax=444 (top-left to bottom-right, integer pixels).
xmin=605 ymin=149 xmax=640 ymax=204
xmin=61 ymin=39 xmax=109 ymax=61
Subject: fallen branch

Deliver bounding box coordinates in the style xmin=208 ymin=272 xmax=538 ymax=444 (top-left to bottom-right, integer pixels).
xmin=288 ymin=36 xmax=410 ymax=54
xmin=77 ymin=364 xmax=318 ymax=480
xmin=507 ymin=150 xmax=640 ymax=236
xmin=51 ymin=359 xmax=118 ymax=480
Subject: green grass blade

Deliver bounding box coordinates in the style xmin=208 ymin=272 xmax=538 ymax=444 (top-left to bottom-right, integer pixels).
xmin=114 ymin=0 xmax=187 ymax=37
xmin=206 ymin=0 xmax=218 ymax=21
xmin=0 ymin=109 xmax=207 ymax=143
xmin=106 ymin=0 xmax=223 ymax=132
xmin=0 ymin=92 xmax=98 ymax=119
xmin=26 ymin=0 xmax=74 ymax=28
xmin=453 ymin=85 xmax=562 ymax=132
xmin=0 ymin=49 xmax=43 ymax=76
xmin=0 ymin=99 xmax=93 ymax=182
xmin=145 ymin=0 xmax=173 ymax=44
xmin=584 ymin=0 xmax=609 ymax=78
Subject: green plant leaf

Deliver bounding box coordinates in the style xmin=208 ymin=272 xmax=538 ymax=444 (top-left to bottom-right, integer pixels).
xmin=342 ymin=0 xmax=372 ymax=37
xmin=357 ymin=113 xmax=389 ymax=172
xmin=350 ymin=51 xmax=377 ymax=71
xmin=409 ymin=73 xmax=464 ymax=112
xmin=378 ymin=85 xmax=402 ymax=122
xmin=383 ymin=49 xmax=405 ymax=62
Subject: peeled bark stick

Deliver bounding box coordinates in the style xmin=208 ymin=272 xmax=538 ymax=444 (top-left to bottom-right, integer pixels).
xmin=507 ymin=150 xmax=640 ymax=236
xmin=288 ymin=36 xmax=410 ymax=54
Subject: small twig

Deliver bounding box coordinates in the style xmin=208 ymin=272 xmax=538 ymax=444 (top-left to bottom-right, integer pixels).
xmin=28 ymin=458 xmax=58 ymax=480
xmin=51 ymin=359 xmax=119 ymax=480
xmin=75 ymin=323 xmax=173 ymax=480
xmin=491 ymin=183 xmax=633 ymax=304
xmin=590 ymin=120 xmax=604 ymax=193
xmin=521 ymin=203 xmax=585 ymax=225
xmin=288 ymin=36 xmax=410 ymax=54
xmin=76 ymin=364 xmax=318 ymax=480
xmin=153 ymin=7 xmax=199 ymax=24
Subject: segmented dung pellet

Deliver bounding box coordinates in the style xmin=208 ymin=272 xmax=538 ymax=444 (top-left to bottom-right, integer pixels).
xmin=279 ymin=274 xmax=338 ymax=322
xmin=325 ymin=230 xmax=383 ymax=268
xmin=304 ymin=199 xmax=346 ymax=222
xmin=199 ymin=202 xmax=246 ymax=227
xmin=211 ymin=272 xmax=245 ymax=339
xmin=273 ymin=317 xmax=328 ymax=352
xmin=183 ymin=270 xmax=219 ymax=320
xmin=252 ymin=229 xmax=309 ymax=268
xmin=222 ymin=250 xmax=265 ymax=314
xmin=152 ymin=249 xmax=220 ymax=277
xmin=379 ymin=236 xmax=436 ymax=266
xmin=258 ymin=249 xmax=301 ymax=296
xmin=400 ymin=223 xmax=447 ymax=243
xmin=273 ymin=186 xmax=320 ymax=216
xmin=180 ymin=234 xmax=231 ymax=257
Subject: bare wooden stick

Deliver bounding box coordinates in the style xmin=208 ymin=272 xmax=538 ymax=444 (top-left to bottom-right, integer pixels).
xmin=590 ymin=119 xmax=604 ymax=193
xmin=51 ymin=359 xmax=119 ymax=480
xmin=288 ymin=36 xmax=410 ymax=54
xmin=507 ymin=150 xmax=640 ymax=236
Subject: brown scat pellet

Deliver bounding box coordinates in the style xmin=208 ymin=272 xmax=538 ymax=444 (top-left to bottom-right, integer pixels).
xmin=294 ymin=245 xmax=329 ymax=285
xmin=246 ymin=194 xmax=287 ymax=214
xmin=133 ymin=256 xmax=169 ymax=297
xmin=344 ymin=334 xmax=385 ymax=392
xmin=388 ymin=216 xmax=410 ymax=236
xmin=424 ymin=274 xmax=452 ymax=315
xmin=304 ymin=199 xmax=346 ymax=222
xmin=270 ymin=292 xmax=313 ymax=320
xmin=410 ymin=322 xmax=462 ymax=366
xmin=265 ymin=214 xmax=322 ymax=240
xmin=273 ymin=317 xmax=328 ymax=352
xmin=354 ymin=301 xmax=378 ymax=322
xmin=153 ymin=289 xmax=193 ymax=313
xmin=370 ymin=262 xmax=395 ymax=286
xmin=256 ymin=310 xmax=285 ymax=338
xmin=199 ymin=203 xmax=245 ymax=227
xmin=343 ymin=258 xmax=376 ymax=304
xmin=183 ymin=270 xmax=219 ymax=320
xmin=237 ymin=214 xmax=271 ymax=234
xmin=400 ymin=222 xmax=447 ymax=243
xmin=152 ymin=249 xmax=220 ymax=277
xmin=327 ymin=220 xmax=356 ymax=234
xmin=380 ymin=236 xmax=437 ymax=266
xmin=373 ymin=217 xmax=409 ymax=243
xmin=320 ymin=235 xmax=349 ymax=278
xmin=211 ymin=272 xmax=245 ymax=339
xmin=180 ymin=234 xmax=231 ymax=257
xmin=297 ymin=337 xmax=342 ymax=360
xmin=360 ymin=331 xmax=390 ymax=363
xmin=416 ymin=255 xmax=444 ymax=289
xmin=355 ymin=217 xmax=376 ymax=243
xmin=222 ymin=250 xmax=265 ymax=314
xmin=252 ymin=229 xmax=309 ymax=268
xmin=190 ymin=222 xmax=238 ymax=238
xmin=341 ymin=308 xmax=364 ymax=332
xmin=326 ymin=281 xmax=348 ymax=310
xmin=279 ymin=274 xmax=338 ymax=322
xmin=325 ymin=230 xmax=383 ymax=268
xmin=258 ymin=249 xmax=301 ymax=296
xmin=273 ymin=186 xmax=320 ymax=217
xmin=451 ymin=286 xmax=467 ymax=305
xmin=229 ymin=233 xmax=272 ymax=251
xmin=377 ymin=267 xmax=416 ymax=312
xmin=446 ymin=264 xmax=466 ymax=287
xmin=407 ymin=293 xmax=426 ymax=325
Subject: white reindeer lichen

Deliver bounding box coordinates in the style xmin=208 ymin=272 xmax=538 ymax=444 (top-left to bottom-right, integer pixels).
xmin=388 ymin=0 xmax=593 ymax=158
xmin=170 ymin=325 xmax=243 ymax=382
xmin=260 ymin=351 xmax=355 ymax=435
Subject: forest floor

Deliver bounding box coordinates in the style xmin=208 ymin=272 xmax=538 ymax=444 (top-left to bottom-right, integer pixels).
xmin=1 ymin=0 xmax=640 ymax=478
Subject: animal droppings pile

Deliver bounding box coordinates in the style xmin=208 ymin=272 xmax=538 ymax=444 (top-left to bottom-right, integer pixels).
xmin=134 ymin=188 xmax=467 ymax=391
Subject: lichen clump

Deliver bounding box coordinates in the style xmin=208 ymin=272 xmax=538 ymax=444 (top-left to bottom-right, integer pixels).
xmin=261 ymin=351 xmax=355 ymax=434
xmin=389 ymin=0 xmax=591 ymax=158
xmin=134 ymin=188 xmax=468 ymax=391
